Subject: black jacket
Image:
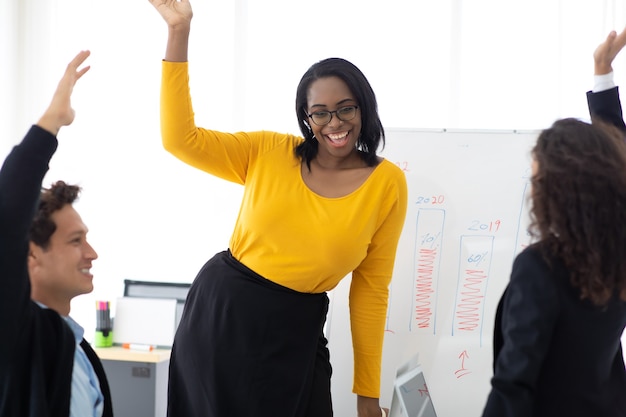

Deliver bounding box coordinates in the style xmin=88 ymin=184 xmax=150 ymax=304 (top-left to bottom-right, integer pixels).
xmin=483 ymin=246 xmax=626 ymax=417
xmin=587 ymin=86 xmax=626 ymax=133
xmin=0 ymin=125 xmax=113 ymax=417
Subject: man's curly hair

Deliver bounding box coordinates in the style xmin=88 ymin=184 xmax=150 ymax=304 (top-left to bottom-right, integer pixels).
xmin=29 ymin=180 xmax=81 ymax=250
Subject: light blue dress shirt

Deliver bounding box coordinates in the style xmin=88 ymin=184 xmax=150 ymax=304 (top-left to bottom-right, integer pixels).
xmin=63 ymin=315 xmax=104 ymax=417
xmin=36 ymin=303 xmax=104 ymax=417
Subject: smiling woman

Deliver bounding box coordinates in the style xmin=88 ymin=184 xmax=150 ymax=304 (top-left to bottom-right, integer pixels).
xmin=149 ymin=0 xmax=408 ymax=415
xmin=294 ymin=59 xmax=385 ymax=200
xmin=300 ymin=76 xmax=364 ymax=166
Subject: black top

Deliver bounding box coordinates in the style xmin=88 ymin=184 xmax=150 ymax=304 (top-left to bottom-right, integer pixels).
xmin=0 ymin=125 xmax=113 ymax=417
xmin=587 ymin=86 xmax=626 ymax=133
xmin=483 ymin=245 xmax=626 ymax=417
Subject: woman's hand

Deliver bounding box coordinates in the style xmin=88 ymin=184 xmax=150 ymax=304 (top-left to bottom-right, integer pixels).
xmin=357 ymin=395 xmax=388 ymax=417
xmin=148 ymin=0 xmax=193 ymax=62
xmin=148 ymin=0 xmax=193 ymax=29
xmin=593 ymin=26 xmax=626 ymax=75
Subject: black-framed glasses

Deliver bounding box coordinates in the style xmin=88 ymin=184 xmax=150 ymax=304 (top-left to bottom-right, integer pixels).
xmin=307 ymin=105 xmax=359 ymax=126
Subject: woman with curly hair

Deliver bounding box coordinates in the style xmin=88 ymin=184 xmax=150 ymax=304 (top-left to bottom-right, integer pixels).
xmin=482 ymin=29 xmax=626 ymax=417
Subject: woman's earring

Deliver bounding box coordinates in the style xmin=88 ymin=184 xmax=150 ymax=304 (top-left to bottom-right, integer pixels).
xmin=304 ymin=120 xmax=315 ymax=139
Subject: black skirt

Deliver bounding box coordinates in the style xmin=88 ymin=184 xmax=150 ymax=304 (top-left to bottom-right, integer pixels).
xmin=167 ymin=250 xmax=333 ymax=417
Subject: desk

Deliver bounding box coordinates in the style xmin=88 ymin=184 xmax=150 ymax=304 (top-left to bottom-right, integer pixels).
xmin=95 ymin=347 xmax=171 ymax=417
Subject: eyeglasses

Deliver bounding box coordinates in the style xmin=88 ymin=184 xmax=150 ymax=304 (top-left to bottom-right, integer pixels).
xmin=307 ymin=105 xmax=359 ymax=126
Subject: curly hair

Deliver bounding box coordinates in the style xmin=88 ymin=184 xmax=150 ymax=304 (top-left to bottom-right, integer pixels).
xmin=294 ymin=57 xmax=384 ymax=170
xmin=529 ymin=117 xmax=626 ymax=306
xmin=29 ymin=180 xmax=81 ymax=250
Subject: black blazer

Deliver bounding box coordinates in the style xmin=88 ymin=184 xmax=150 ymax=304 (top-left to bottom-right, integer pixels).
xmin=482 ymin=246 xmax=626 ymax=417
xmin=587 ymin=86 xmax=626 ymax=133
xmin=0 ymin=126 xmax=113 ymax=417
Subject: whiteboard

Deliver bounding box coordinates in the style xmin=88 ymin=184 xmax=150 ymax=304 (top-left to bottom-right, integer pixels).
xmin=326 ymin=128 xmax=539 ymax=417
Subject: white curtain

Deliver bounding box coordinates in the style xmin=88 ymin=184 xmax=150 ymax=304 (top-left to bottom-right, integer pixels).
xmin=3 ymin=1 xmax=626 ymax=141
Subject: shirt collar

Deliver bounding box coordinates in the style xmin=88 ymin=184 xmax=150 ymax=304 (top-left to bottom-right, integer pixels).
xmin=35 ymin=301 xmax=84 ymax=343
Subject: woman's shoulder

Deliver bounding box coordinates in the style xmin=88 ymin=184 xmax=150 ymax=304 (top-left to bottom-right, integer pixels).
xmin=513 ymin=243 xmax=554 ymax=271
xmin=511 ymin=243 xmax=569 ymax=291
xmin=375 ymin=158 xmax=407 ymax=181
xmin=361 ymin=158 xmax=407 ymax=197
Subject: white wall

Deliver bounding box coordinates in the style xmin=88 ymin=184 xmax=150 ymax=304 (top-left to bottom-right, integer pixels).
xmin=2 ymin=0 xmax=626 ymax=414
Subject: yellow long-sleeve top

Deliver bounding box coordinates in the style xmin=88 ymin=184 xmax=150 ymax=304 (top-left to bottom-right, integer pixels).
xmin=160 ymin=61 xmax=408 ymax=397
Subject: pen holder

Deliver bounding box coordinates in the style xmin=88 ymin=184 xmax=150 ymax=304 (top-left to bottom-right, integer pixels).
xmin=95 ymin=300 xmax=113 ymax=348
xmin=94 ymin=329 xmax=113 ymax=347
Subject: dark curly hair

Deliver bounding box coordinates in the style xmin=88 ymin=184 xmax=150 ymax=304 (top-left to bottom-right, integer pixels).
xmin=529 ymin=117 xmax=626 ymax=306
xmin=294 ymin=57 xmax=384 ymax=170
xmin=29 ymin=180 xmax=81 ymax=250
